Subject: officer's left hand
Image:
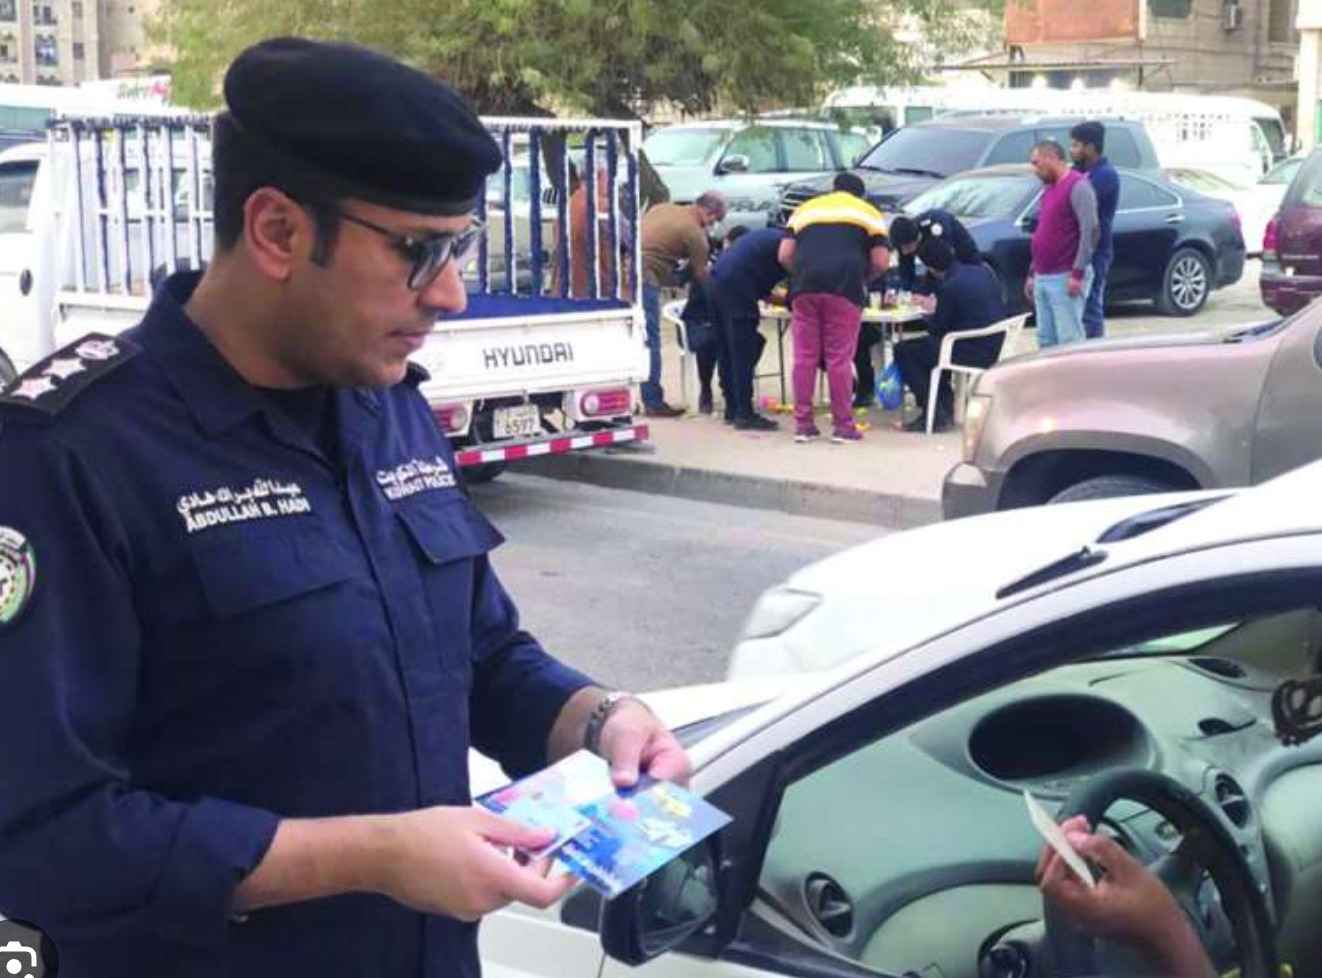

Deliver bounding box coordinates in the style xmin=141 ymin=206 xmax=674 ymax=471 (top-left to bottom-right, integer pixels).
xmin=1067 ymin=274 xmax=1084 ymax=298
xmin=598 ymin=699 xmax=692 ymax=789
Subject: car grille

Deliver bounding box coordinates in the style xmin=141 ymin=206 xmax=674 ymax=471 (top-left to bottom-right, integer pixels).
xmin=776 ymin=185 xmax=824 ymax=226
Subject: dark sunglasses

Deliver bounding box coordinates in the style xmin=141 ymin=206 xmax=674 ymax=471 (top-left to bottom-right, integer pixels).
xmin=336 ymin=209 xmax=486 ymax=290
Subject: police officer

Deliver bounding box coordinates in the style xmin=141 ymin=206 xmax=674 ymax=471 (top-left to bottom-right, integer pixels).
xmin=0 ymin=37 xmax=688 ymax=978
xmin=886 ymin=208 xmax=980 ymax=294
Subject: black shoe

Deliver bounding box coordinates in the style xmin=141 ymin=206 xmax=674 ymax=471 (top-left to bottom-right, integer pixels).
xmin=722 ymin=414 xmax=737 ymax=425
xmin=902 ymin=412 xmax=952 ymax=433
xmin=734 ymin=414 xmax=779 ymax=432
xmin=643 ymin=402 xmax=685 ymax=418
xmin=698 ymin=392 xmax=714 ymax=415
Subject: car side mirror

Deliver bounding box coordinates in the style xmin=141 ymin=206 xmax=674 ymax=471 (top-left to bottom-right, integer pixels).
xmin=600 ymin=839 xmax=720 ymax=965
xmin=1019 ymin=214 xmax=1039 ymax=233
xmin=718 ymin=154 xmax=750 ymax=175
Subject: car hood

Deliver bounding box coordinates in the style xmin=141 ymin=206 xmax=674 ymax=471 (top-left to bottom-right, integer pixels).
xmin=653 ymin=165 xmax=715 ymax=203
xmin=728 ymin=489 xmax=1220 ymax=678
xmin=786 ymin=169 xmax=939 ymax=206
xmin=1011 ymin=320 xmax=1279 ymax=363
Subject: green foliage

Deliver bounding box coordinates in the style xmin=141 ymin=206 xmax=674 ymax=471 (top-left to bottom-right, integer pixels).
xmin=151 ymin=0 xmax=1004 ymax=117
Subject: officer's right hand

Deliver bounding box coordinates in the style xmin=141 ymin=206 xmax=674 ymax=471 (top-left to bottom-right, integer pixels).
xmin=373 ymin=806 xmax=578 ymax=921
xmin=1023 ymin=274 xmax=1035 ymax=303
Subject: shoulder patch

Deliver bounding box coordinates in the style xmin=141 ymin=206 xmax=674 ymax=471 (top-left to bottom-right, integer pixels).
xmin=405 ymin=360 xmax=431 ymax=385
xmin=0 ymin=334 xmax=139 ymax=416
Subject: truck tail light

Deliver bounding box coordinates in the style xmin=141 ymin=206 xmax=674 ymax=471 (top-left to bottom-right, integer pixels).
xmin=580 ymin=388 xmax=631 ymax=417
xmin=432 ymin=403 xmax=471 ymax=434
xmin=1262 ymin=216 xmax=1279 ymax=262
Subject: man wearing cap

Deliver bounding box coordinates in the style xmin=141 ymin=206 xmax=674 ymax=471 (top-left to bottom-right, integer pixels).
xmin=0 ymin=37 xmax=688 ymax=978
xmin=885 ymin=209 xmax=980 ymax=294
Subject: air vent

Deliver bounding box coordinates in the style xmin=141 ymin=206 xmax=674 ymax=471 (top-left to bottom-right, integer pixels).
xmin=1213 ymin=773 xmax=1251 ymax=828
xmin=1189 ymin=657 xmax=1246 ymax=679
xmin=804 ymin=872 xmax=854 ymax=939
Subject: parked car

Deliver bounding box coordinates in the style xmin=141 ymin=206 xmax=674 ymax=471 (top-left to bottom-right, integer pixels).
xmin=937 ymin=284 xmax=1322 ymax=518
xmin=901 ymin=164 xmax=1244 ymax=317
xmin=643 ymin=119 xmax=861 ymax=232
xmin=477 ymin=462 xmax=1322 ymax=978
xmin=776 ymin=114 xmax=1161 ymax=223
xmin=1261 ymin=148 xmax=1322 ymax=315
xmin=1164 ymin=165 xmax=1283 ymax=259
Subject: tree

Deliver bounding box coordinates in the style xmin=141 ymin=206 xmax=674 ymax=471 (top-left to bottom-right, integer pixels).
xmin=151 ymin=0 xmax=1004 ymax=118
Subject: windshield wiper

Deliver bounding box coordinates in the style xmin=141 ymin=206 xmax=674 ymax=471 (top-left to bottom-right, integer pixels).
xmin=996 ymin=546 xmax=1108 ymax=600
xmin=887 ymin=166 xmax=945 ymax=179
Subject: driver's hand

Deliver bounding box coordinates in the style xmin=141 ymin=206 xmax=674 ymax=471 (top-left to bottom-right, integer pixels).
xmin=1036 ymin=816 xmax=1216 ymax=978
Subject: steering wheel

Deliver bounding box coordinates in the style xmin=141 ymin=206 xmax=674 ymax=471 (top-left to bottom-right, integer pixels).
xmin=1043 ymin=769 xmax=1276 ymax=978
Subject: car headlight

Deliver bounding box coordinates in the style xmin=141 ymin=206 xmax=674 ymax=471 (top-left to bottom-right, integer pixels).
xmin=962 ymin=394 xmax=992 ymax=463
xmin=740 ymin=587 xmax=822 ymax=640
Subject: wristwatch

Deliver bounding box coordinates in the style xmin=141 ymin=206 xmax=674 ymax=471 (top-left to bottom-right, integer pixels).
xmin=583 ymin=690 xmax=644 ymax=756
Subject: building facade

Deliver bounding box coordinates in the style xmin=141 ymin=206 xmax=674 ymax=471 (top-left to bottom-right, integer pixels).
xmin=0 ymin=0 xmax=159 ymax=85
xmin=991 ymin=0 xmax=1299 ymax=134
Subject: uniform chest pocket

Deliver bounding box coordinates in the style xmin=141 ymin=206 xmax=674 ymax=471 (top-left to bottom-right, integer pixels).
xmin=395 ymin=496 xmax=504 ymax=567
xmin=192 ymin=525 xmax=354 ymax=619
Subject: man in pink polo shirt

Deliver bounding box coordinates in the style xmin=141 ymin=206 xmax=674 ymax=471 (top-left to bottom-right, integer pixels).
xmin=1024 ymin=140 xmax=1099 ymax=347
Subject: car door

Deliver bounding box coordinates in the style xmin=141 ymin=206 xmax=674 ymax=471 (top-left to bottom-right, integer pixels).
xmin=1108 ymin=174 xmax=1181 ymax=300
xmin=1250 ymin=307 xmax=1322 ymax=483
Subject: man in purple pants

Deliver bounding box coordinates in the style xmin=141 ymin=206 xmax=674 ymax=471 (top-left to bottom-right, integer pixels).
xmin=778 ymin=173 xmax=890 ymax=443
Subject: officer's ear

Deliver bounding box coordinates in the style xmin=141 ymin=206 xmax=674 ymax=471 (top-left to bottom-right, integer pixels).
xmin=243 ymin=187 xmax=307 ymax=283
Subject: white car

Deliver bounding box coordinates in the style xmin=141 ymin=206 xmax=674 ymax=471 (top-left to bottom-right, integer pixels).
xmin=1165 ymin=165 xmax=1287 ymax=257
xmin=477 ymin=462 xmax=1322 ymax=978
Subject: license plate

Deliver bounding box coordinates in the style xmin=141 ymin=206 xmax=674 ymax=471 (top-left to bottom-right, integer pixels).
xmin=493 ymin=403 xmax=541 ymax=439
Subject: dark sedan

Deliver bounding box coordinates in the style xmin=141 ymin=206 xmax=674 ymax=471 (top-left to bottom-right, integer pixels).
xmin=903 ymin=164 xmax=1246 ymax=317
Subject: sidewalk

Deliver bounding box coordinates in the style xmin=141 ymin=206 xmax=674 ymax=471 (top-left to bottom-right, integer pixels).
xmin=524 ymin=317 xmax=984 ymax=529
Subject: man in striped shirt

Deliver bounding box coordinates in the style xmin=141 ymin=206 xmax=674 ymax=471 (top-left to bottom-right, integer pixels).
xmin=778 ymin=173 xmax=890 ymax=443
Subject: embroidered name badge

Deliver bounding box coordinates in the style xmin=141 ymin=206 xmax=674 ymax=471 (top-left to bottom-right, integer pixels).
xmin=376 ymin=455 xmax=455 ymax=501
xmin=176 ymin=479 xmax=312 ymax=535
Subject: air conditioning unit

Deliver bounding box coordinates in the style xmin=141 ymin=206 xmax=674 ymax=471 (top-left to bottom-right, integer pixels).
xmin=1222 ymin=2 xmax=1243 ymax=30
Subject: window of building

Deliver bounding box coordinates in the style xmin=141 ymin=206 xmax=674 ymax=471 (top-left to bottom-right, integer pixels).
xmin=0 ymin=0 xmax=15 ymax=20
xmin=1269 ymin=0 xmax=1295 ymax=43
xmin=0 ymin=44 xmax=8 ymax=60
xmin=1148 ymin=0 xmax=1191 ymax=17
xmin=34 ymin=33 xmax=57 ymax=65
xmin=72 ymin=1 xmax=82 ymax=16
xmin=73 ymin=41 xmax=83 ymax=59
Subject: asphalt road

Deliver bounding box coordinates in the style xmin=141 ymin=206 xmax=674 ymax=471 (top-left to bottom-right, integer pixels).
xmin=469 ymin=473 xmax=881 ymax=691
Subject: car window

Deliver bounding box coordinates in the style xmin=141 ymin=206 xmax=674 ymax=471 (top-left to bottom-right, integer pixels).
xmin=1118 ymin=175 xmax=1179 ymax=211
xmin=0 ymin=160 xmax=38 ymax=234
xmin=904 ymin=173 xmax=1040 ymax=220
xmin=1165 ymin=168 xmax=1237 ymax=194
xmin=642 ymin=127 xmax=726 ymax=167
xmin=1282 ymin=152 xmax=1322 ymax=208
xmin=1262 ymin=156 xmax=1302 ymax=186
xmin=856 ymin=126 xmax=994 ymax=177
xmin=837 ymin=131 xmax=872 ymax=167
xmin=782 ymin=128 xmax=832 ymax=172
xmin=723 ymin=126 xmax=780 ymax=174
xmin=984 ymin=130 xmax=1036 ymax=166
xmin=1104 ymin=127 xmax=1142 ymax=169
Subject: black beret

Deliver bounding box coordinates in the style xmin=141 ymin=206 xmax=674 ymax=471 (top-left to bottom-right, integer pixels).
xmin=223 ymin=36 xmax=502 ymax=216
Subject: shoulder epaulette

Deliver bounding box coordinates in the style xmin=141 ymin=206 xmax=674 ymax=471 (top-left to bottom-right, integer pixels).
xmin=405 ymin=360 xmax=431 ymax=386
xmin=0 ymin=333 xmax=140 ymax=416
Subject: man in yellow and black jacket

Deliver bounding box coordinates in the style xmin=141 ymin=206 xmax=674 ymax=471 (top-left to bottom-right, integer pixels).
xmin=778 ymin=173 xmax=890 ymax=443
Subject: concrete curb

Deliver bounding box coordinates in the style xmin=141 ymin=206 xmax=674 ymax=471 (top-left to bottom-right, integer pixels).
xmin=520 ymin=450 xmax=943 ymax=529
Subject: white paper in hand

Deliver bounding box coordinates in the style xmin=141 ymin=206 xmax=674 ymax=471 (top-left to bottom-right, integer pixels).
xmin=1024 ymin=790 xmax=1096 ymax=889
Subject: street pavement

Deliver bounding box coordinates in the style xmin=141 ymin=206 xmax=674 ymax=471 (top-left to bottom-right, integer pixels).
xmin=470 ymin=472 xmax=880 ymax=690
xmin=526 ymin=263 xmax=1272 ymax=528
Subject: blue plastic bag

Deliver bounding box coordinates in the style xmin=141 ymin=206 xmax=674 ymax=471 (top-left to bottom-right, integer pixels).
xmin=876 ymin=360 xmax=904 ymax=411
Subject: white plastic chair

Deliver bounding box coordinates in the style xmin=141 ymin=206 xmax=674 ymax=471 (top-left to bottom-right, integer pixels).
xmin=660 ymin=299 xmax=700 ymax=409
xmin=926 ymin=313 xmax=1028 ymax=434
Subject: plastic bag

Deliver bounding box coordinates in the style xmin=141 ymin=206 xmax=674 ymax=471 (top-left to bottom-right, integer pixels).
xmin=876 ymin=360 xmax=904 ymax=411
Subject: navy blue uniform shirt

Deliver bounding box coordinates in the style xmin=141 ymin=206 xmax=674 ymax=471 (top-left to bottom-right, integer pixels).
xmin=0 ymin=272 xmax=593 ymax=978
xmin=927 ymin=260 xmax=1006 ymax=362
xmin=1083 ymin=156 xmax=1119 ymax=258
xmin=712 ymin=227 xmax=788 ymax=316
xmin=895 ymin=208 xmax=980 ymax=291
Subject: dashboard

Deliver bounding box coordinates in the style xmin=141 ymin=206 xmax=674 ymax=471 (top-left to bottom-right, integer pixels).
xmin=757 ymin=653 xmax=1322 ymax=978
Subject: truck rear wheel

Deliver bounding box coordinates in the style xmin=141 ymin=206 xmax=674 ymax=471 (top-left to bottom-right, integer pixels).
xmin=1048 ymin=474 xmax=1178 ymax=505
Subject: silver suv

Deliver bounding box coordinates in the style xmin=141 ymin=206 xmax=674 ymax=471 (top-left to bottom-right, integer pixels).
xmin=942 ymin=305 xmax=1321 ymax=519
xmin=643 ymin=119 xmax=868 ymax=231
